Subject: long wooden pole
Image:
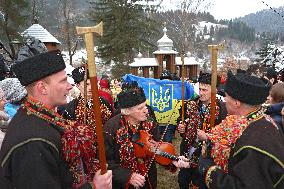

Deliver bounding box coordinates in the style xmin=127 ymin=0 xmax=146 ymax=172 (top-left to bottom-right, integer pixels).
xmin=208 ymin=44 xmax=224 ymax=129
xmin=181 ymin=51 xmax=185 ymax=124
xmin=83 ymin=62 xmax=88 ymax=125
xmin=76 ymin=22 xmax=107 ymax=174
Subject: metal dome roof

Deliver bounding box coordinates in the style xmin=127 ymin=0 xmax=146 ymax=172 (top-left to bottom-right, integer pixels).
xmin=154 ymin=26 xmax=177 ymax=54
xmin=157 ymin=27 xmax=173 ymax=50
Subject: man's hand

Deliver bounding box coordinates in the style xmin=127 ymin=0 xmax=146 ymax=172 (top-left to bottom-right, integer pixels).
xmin=197 ymin=129 xmax=208 ymax=141
xmin=172 ymin=156 xmax=190 ymax=168
xmin=178 ymin=123 xmax=185 ymax=133
xmin=129 ymin=173 xmax=145 ymax=188
xmin=93 ymin=169 xmax=112 ymax=189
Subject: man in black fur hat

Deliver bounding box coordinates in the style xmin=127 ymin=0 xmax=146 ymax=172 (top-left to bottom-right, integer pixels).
xmin=0 ymin=51 xmax=112 ymax=189
xmin=198 ymin=70 xmax=284 ymax=189
xmin=177 ymin=73 xmax=227 ymax=189
xmin=104 ymin=82 xmax=189 ymax=189
xmin=58 ymin=66 xmax=113 ymax=125
xmin=160 ymin=69 xmax=173 ymax=80
xmin=264 ymin=67 xmax=278 ymax=85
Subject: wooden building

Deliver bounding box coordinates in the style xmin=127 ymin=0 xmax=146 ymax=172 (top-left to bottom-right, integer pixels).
xmin=130 ymin=26 xmax=200 ymax=79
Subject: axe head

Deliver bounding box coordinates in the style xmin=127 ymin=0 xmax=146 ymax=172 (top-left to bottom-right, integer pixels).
xmin=76 ymin=21 xmax=103 ymax=36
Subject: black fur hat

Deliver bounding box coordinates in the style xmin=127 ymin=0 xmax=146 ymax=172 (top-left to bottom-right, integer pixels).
xmin=160 ymin=70 xmax=173 ymax=80
xmin=198 ymin=73 xmax=220 ymax=87
xmin=198 ymin=73 xmax=211 ymax=85
xmin=225 ymin=70 xmax=271 ymax=105
xmin=118 ymin=81 xmax=146 ymax=109
xmin=266 ymin=67 xmax=277 ymax=79
xmin=13 ymin=50 xmax=66 ymax=86
xmin=236 ymin=69 xmax=247 ymax=74
xmin=71 ymin=66 xmax=89 ymax=84
xmin=172 ymin=72 xmax=180 ymax=81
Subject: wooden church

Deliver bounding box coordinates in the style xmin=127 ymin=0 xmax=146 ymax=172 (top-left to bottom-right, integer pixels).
xmin=129 ymin=26 xmax=200 ymax=79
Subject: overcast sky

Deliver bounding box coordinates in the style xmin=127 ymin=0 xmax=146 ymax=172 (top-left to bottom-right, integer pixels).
xmin=161 ymin=0 xmax=284 ymax=20
xmin=211 ymin=0 xmax=284 ymax=19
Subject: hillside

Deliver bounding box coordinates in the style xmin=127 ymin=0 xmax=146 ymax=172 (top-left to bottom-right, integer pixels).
xmin=2 ymin=0 xmax=283 ymax=69
xmin=238 ymin=6 xmax=284 ymax=34
xmin=36 ymin=0 xmax=91 ymax=34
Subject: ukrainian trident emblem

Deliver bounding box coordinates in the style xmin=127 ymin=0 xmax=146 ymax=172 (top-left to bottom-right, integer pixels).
xmin=149 ymin=83 xmax=173 ymax=112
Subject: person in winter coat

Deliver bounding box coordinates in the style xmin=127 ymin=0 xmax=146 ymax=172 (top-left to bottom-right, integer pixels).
xmin=266 ymin=82 xmax=284 ymax=134
xmin=198 ymin=70 xmax=284 ymax=189
xmin=0 ymin=51 xmax=112 ymax=189
xmin=99 ymin=79 xmax=114 ymax=111
xmin=0 ymin=87 xmax=9 ymax=148
xmin=0 ymin=78 xmax=27 ymax=120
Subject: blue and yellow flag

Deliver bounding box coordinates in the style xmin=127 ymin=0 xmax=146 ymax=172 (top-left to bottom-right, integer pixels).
xmin=122 ymin=74 xmax=195 ymax=125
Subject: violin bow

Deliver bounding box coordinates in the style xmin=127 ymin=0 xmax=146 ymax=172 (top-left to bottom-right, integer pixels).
xmin=142 ymin=100 xmax=181 ymax=177
xmin=142 ymin=51 xmax=189 ymax=176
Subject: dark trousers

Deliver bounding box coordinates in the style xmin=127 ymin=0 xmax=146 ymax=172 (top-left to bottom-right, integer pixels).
xmin=178 ymin=138 xmax=207 ymax=189
xmin=158 ymin=124 xmax=176 ymax=143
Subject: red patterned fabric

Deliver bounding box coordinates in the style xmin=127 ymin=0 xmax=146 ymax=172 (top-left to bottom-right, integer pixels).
xmin=117 ymin=115 xmax=155 ymax=175
xmin=208 ymin=115 xmax=249 ymax=172
xmin=99 ymin=89 xmax=114 ymax=110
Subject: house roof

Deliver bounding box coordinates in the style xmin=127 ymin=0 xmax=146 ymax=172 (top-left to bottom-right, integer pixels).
xmin=129 ymin=57 xmax=159 ymax=67
xmin=175 ymin=57 xmax=201 ymax=65
xmin=153 ymin=50 xmax=178 ymax=54
xmin=129 ymin=56 xmax=201 ymax=67
xmin=22 ymin=24 xmax=61 ymax=44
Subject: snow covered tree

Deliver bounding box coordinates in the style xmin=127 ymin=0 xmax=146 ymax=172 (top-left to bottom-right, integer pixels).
xmin=255 ymin=33 xmax=274 ymax=65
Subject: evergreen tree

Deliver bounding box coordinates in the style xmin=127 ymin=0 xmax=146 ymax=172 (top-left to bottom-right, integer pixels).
xmin=203 ymin=25 xmax=207 ymax=35
xmin=194 ymin=34 xmax=202 ymax=57
xmin=255 ymin=33 xmax=274 ymax=65
xmin=110 ymin=62 xmax=130 ymax=79
xmin=90 ymin=0 xmax=159 ymax=67
xmin=0 ymin=0 xmax=31 ymax=58
xmin=215 ymin=20 xmax=255 ymax=43
xmin=209 ymin=25 xmax=214 ymax=37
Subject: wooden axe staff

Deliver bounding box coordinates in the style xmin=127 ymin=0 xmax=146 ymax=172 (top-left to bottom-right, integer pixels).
xmin=208 ymin=43 xmax=224 ymax=129
xmin=181 ymin=51 xmax=185 ymax=125
xmin=76 ymin=21 xmax=107 ymax=174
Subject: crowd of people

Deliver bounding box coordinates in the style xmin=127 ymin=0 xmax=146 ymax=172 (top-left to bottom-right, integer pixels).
xmin=0 ymin=48 xmax=283 ymax=189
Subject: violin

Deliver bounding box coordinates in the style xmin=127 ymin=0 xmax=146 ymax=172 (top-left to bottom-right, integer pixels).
xmin=132 ymin=130 xmax=180 ymax=166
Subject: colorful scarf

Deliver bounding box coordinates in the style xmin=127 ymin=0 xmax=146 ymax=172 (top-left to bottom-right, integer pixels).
xmin=208 ymin=108 xmax=265 ymax=172
xmin=24 ymin=97 xmax=100 ymax=186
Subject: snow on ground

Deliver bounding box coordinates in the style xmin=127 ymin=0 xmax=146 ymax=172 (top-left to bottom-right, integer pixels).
xmin=194 ymin=21 xmax=228 ymax=35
